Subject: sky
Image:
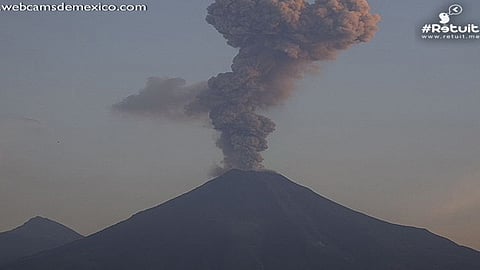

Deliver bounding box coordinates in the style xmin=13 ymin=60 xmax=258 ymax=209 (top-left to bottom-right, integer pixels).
xmin=1 ymin=0 xmax=479 ymax=250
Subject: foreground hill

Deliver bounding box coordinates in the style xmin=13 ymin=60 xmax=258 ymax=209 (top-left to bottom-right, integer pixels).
xmin=0 ymin=216 xmax=83 ymax=266
xmin=3 ymin=170 xmax=480 ymax=269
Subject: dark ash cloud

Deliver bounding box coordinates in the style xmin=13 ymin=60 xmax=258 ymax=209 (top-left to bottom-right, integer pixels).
xmin=114 ymin=0 xmax=380 ymax=174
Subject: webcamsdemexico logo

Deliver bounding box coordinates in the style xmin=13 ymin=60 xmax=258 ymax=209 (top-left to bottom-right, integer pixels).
xmin=420 ymin=3 xmax=479 ymax=40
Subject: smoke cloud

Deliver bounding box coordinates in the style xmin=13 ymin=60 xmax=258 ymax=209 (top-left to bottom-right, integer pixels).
xmin=114 ymin=0 xmax=380 ymax=174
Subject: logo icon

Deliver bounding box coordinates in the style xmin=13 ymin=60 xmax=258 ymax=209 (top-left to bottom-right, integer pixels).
xmin=439 ymin=4 xmax=463 ymax=24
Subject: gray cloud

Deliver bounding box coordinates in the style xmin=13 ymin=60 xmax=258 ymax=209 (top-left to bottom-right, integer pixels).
xmin=113 ymin=77 xmax=207 ymax=120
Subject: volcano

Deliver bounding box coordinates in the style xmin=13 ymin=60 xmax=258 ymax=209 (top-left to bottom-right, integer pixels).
xmin=3 ymin=170 xmax=480 ymax=270
xmin=0 ymin=216 xmax=83 ymax=266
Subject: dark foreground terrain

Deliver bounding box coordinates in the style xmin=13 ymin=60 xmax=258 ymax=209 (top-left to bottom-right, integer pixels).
xmin=2 ymin=170 xmax=480 ymax=270
xmin=0 ymin=216 xmax=83 ymax=266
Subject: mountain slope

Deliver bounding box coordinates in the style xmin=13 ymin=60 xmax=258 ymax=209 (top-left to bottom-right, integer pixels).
xmin=3 ymin=170 xmax=480 ymax=270
xmin=0 ymin=216 xmax=83 ymax=266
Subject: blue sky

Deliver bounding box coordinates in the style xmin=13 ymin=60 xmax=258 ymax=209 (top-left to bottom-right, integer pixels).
xmin=1 ymin=0 xmax=479 ymax=249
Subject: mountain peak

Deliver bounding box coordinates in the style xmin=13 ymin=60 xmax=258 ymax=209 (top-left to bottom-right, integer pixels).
xmin=222 ymin=168 xmax=289 ymax=179
xmin=0 ymin=217 xmax=83 ymax=266
xmin=23 ymin=216 xmax=54 ymax=226
xmin=11 ymin=217 xmax=82 ymax=240
xmin=221 ymin=168 xmax=280 ymax=176
xmin=204 ymin=169 xmax=300 ymax=193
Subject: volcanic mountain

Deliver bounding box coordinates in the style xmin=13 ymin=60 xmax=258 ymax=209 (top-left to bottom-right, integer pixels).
xmin=3 ymin=170 xmax=480 ymax=270
xmin=0 ymin=216 xmax=83 ymax=266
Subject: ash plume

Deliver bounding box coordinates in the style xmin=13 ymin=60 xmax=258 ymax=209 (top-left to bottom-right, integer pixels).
xmin=114 ymin=0 xmax=380 ymax=174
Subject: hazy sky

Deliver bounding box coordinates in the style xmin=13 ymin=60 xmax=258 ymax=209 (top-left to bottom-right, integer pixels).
xmin=1 ymin=0 xmax=479 ymax=250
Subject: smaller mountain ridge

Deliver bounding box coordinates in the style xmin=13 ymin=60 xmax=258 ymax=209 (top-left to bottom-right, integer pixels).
xmin=0 ymin=216 xmax=83 ymax=266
